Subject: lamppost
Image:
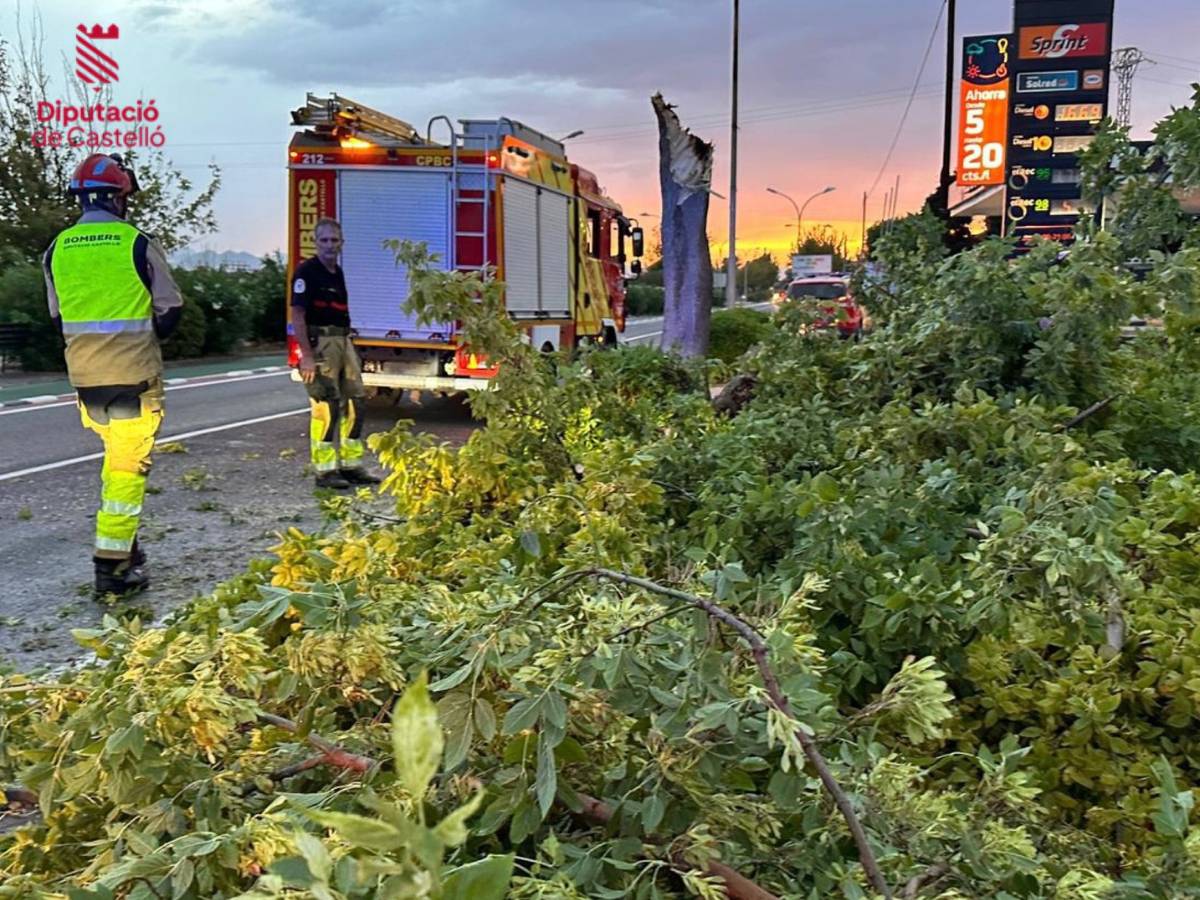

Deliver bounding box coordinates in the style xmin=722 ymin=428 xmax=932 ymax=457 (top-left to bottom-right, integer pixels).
xmin=766 ymin=187 xmax=802 ymax=250
xmin=726 ymin=0 xmax=740 ymax=308
xmin=768 ymin=186 xmax=836 ymax=250
xmin=798 ymin=186 xmax=836 ymax=242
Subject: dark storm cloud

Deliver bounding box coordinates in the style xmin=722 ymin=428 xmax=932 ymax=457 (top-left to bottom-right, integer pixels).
xmin=168 ymin=0 xmax=935 ymax=105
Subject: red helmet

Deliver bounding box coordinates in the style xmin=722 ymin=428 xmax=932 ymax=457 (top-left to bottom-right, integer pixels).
xmin=68 ymin=153 xmax=139 ymax=197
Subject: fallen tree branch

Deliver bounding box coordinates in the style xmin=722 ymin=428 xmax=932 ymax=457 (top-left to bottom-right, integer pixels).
xmin=2 ymin=785 xmax=42 ymax=835
xmin=583 ymin=568 xmax=892 ymax=899
xmin=902 ymin=860 xmax=950 ymax=898
xmin=256 ymin=713 xmax=375 ymax=774
xmin=239 ymin=754 xmax=329 ymax=798
xmin=576 ymin=791 xmax=779 ymax=900
xmin=579 ymin=602 xmax=693 ymax=661
xmin=1056 ymin=396 xmax=1114 ymax=432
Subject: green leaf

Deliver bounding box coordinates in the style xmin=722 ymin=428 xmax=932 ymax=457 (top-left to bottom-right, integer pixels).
xmin=474 ymin=698 xmax=498 ymax=741
xmin=535 ymin=733 xmax=557 ymax=816
xmin=502 ymin=695 xmax=542 ymax=734
xmin=433 ymin=789 xmax=485 ymax=846
xmin=294 ymin=832 xmax=332 ymax=883
xmin=268 ymin=856 xmax=314 ymax=889
xmin=442 ymin=854 xmax=515 ymax=900
xmin=303 ymin=809 xmax=406 ymax=853
xmin=641 ymin=793 xmax=665 ymax=832
xmin=430 ymin=661 xmax=474 ymax=692
xmin=519 ymin=529 xmax=542 ymax=558
xmin=812 ymin=472 xmax=840 ymax=502
xmin=391 ymin=670 xmax=443 ymax=798
xmin=170 ymin=858 xmax=194 ymax=899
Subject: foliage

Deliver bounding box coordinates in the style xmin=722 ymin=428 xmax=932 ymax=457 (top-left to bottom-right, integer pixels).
xmin=707 ymin=308 xmax=774 ymax=364
xmin=160 ymin=296 xmax=208 ymax=360
xmin=3 ymin=105 xmax=1200 ymax=899
xmin=626 ymin=283 xmax=665 ymax=317
xmin=0 ymin=259 xmax=62 ymax=371
xmin=173 ymin=262 xmax=285 ymax=355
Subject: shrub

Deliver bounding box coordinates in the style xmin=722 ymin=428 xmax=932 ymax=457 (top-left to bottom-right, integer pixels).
xmin=0 ymin=260 xmax=64 ymax=372
xmin=248 ymin=255 xmax=288 ymax=343
xmin=174 ymin=266 xmax=264 ymax=355
xmin=624 ymin=283 xmax=664 ymax=316
xmin=708 ymin=306 xmax=774 ymax=363
xmin=161 ymin=297 xmax=207 ymax=360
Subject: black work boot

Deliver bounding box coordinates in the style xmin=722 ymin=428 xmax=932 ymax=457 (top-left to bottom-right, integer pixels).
xmin=315 ymin=471 xmax=352 ymax=490
xmin=94 ymin=555 xmax=149 ymax=598
xmin=338 ymin=467 xmax=382 ymax=486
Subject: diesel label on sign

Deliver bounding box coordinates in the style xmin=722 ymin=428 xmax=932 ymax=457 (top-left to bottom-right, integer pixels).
xmin=1019 ymin=23 xmax=1108 ymax=60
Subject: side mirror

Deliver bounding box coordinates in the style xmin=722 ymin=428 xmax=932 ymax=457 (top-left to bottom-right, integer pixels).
xmin=631 ymin=227 xmax=645 ymax=258
xmin=629 ymin=259 xmax=642 ymax=278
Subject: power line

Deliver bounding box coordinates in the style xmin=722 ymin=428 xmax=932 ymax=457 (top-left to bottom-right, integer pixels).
xmin=1135 ymin=72 xmax=1199 ymax=88
xmin=866 ymin=0 xmax=947 ymax=199
xmin=1142 ymin=49 xmax=1200 ymax=68
xmin=570 ymin=86 xmax=942 ymax=146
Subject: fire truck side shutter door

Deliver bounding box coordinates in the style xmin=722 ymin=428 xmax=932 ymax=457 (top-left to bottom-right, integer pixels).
xmin=339 ymin=170 xmax=452 ymax=340
xmin=503 ymin=179 xmax=540 ymax=315
xmin=537 ymin=190 xmax=570 ymax=316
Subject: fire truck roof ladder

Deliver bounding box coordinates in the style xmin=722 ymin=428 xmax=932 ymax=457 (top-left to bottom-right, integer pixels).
xmin=459 ymin=118 xmax=565 ymax=158
xmin=428 ymin=115 xmax=493 ymax=278
xmin=292 ymin=93 xmax=425 ymax=146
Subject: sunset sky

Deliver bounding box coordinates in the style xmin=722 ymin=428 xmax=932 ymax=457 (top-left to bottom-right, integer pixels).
xmin=14 ymin=0 xmax=1200 ymax=260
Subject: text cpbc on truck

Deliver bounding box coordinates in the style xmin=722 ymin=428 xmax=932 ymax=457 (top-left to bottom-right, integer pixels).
xmin=286 ymin=93 xmax=644 ymax=392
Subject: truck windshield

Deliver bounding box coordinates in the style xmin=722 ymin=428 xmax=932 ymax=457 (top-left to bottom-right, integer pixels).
xmin=789 ymin=282 xmax=847 ymax=300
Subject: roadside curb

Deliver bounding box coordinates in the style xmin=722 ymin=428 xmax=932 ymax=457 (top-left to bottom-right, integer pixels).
xmin=0 ymin=366 xmax=288 ymax=410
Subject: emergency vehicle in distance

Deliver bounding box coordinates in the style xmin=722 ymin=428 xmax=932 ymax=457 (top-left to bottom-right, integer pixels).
xmin=286 ymin=94 xmax=644 ymax=392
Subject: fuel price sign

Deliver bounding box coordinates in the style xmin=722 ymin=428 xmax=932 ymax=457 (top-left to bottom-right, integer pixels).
xmin=956 ymin=35 xmax=1011 ymax=186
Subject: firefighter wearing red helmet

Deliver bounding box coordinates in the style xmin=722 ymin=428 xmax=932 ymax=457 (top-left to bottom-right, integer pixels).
xmin=42 ymin=153 xmax=184 ymax=597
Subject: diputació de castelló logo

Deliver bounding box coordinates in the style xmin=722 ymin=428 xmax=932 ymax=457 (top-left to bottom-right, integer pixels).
xmin=30 ymin=23 xmax=166 ymax=150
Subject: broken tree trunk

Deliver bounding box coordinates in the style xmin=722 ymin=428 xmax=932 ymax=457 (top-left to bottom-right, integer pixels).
xmin=652 ymin=93 xmax=714 ymax=358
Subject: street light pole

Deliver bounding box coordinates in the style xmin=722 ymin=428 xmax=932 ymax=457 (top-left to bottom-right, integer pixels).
xmin=798 ymin=186 xmax=836 ymax=242
xmin=725 ymin=0 xmax=740 ymax=308
xmin=766 ymin=187 xmax=801 ymax=251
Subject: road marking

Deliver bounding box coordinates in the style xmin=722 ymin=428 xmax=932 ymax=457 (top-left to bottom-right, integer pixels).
xmin=0 ymin=369 xmax=291 ymax=417
xmin=626 ymin=330 xmax=663 ymax=343
xmin=0 ymin=407 xmax=309 ymax=483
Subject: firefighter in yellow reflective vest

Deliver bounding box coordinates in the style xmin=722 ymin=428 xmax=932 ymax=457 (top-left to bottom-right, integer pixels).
xmin=43 ymin=153 xmax=183 ymax=597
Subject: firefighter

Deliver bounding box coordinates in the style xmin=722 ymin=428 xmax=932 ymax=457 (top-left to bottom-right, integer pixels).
xmin=291 ymin=217 xmax=381 ymax=489
xmin=42 ymin=153 xmax=183 ymax=597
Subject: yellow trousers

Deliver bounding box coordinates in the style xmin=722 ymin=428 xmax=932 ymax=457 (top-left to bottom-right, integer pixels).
xmin=77 ymin=380 xmax=164 ymax=560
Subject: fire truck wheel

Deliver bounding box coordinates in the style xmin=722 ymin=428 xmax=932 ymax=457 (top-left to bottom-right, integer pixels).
xmin=602 ymin=326 xmax=619 ymax=348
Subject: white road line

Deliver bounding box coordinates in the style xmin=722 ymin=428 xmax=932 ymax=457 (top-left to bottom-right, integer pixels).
xmin=625 ymin=330 xmax=663 ymax=343
xmin=0 ymin=370 xmax=292 ymax=417
xmin=0 ymin=407 xmax=309 ymax=483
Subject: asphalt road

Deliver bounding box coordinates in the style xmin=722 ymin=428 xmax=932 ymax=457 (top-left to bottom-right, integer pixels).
xmin=0 ymin=368 xmax=474 ymax=672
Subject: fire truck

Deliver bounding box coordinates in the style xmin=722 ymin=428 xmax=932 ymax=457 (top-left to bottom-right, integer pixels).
xmin=286 ymin=94 xmax=644 ymax=391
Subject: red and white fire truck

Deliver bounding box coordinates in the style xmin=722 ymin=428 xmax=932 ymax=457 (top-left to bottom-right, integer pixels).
xmin=286 ymin=94 xmax=643 ymax=391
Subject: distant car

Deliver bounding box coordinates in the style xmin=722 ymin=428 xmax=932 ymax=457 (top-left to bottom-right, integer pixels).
xmin=785 ymin=276 xmax=865 ymax=338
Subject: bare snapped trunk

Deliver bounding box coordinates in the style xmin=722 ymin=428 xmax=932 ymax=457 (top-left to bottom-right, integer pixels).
xmin=652 ymin=93 xmax=713 ymax=358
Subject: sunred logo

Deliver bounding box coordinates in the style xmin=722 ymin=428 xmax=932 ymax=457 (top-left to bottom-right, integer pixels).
xmin=1019 ymin=23 xmax=1108 ymax=60
xmin=76 ymin=24 xmax=119 ymax=92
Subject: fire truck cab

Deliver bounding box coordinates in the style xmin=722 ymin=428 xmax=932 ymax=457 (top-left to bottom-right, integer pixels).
xmin=286 ymin=94 xmax=643 ymax=391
